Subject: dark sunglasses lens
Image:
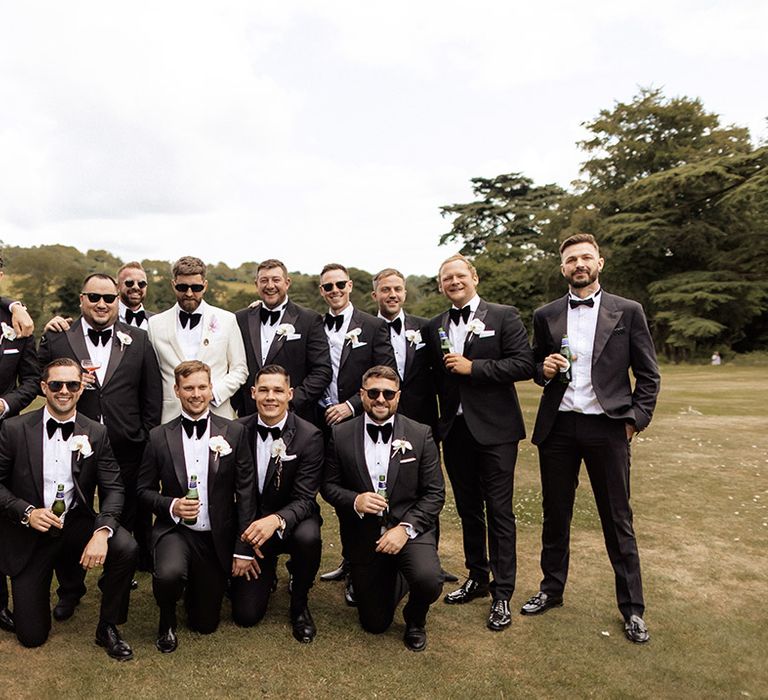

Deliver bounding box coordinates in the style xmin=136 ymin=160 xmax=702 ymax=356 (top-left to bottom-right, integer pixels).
xmin=125 ymin=280 xmax=148 ymax=289
xmin=175 ymin=284 xmax=204 ymax=293
xmin=321 ymin=281 xmax=349 ymax=292
xmin=47 ymin=381 xmax=81 ymax=392
xmin=366 ymin=388 xmax=397 ymax=400
xmin=335 ymin=281 xmax=349 ymax=290
xmin=84 ymin=293 xmax=117 ymax=303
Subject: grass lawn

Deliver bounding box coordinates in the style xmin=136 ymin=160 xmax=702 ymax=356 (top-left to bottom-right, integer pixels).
xmin=1 ymin=363 xmax=766 ymax=698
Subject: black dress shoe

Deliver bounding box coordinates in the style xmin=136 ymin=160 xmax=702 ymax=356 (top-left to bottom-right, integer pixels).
xmin=53 ymin=598 xmax=79 ymax=621
xmin=344 ymin=576 xmax=357 ymax=607
xmin=440 ymin=568 xmax=459 ymax=584
xmin=403 ymin=623 xmax=427 ymax=652
xmin=487 ymin=599 xmax=511 ymax=631
xmin=95 ymin=622 xmax=134 ymax=661
xmin=624 ymin=614 xmax=650 ymax=644
xmin=520 ymin=591 xmax=563 ymax=616
xmin=290 ymin=606 xmax=317 ymax=644
xmin=320 ymin=559 xmax=348 ymax=582
xmin=444 ymin=578 xmax=489 ymax=604
xmin=156 ymin=627 xmax=178 ymax=653
xmin=0 ymin=607 xmax=14 ymax=633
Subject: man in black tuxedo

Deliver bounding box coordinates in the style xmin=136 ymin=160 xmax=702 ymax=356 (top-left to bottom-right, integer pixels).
xmin=137 ymin=360 xmax=256 ymax=653
xmin=0 ymin=358 xmax=137 ymax=658
xmin=38 ymin=273 xmax=162 ymax=583
xmin=117 ymin=261 xmax=154 ymax=330
xmin=519 ymin=234 xmax=660 ymax=644
xmin=231 ymin=364 xmax=324 ymax=643
xmin=0 ymin=256 xmax=41 ymax=633
xmin=233 ymin=259 xmax=331 ymax=421
xmin=322 ymin=365 xmax=445 ymax=651
xmin=316 ymin=263 xmax=396 ymax=596
xmin=428 ymin=254 xmax=534 ymax=632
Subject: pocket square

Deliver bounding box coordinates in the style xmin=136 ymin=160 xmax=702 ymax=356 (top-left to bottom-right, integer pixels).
xmin=415 ymin=342 xmax=426 ymax=351
xmin=400 ymin=457 xmax=417 ymax=463
xmin=612 ymin=327 xmax=626 ymax=336
xmin=2 ymin=348 xmax=19 ymax=354
xmin=478 ymin=329 xmax=496 ymax=338
xmin=286 ymin=333 xmax=302 ymax=341
xmin=351 ymin=341 xmax=368 ymax=349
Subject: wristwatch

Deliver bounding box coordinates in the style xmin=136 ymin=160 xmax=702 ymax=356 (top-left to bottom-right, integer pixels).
xmin=275 ymin=514 xmax=286 ymax=533
xmin=21 ymin=504 xmax=34 ymax=527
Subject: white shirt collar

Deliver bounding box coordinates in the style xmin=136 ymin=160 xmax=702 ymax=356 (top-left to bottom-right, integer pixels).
xmin=452 ymin=294 xmax=480 ymax=311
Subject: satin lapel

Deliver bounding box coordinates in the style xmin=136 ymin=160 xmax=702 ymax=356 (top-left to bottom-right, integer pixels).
xmin=264 ymin=413 xmax=295 ymax=489
xmin=70 ymin=414 xmax=94 ymax=511
xmin=164 ymin=418 xmax=188 ymax=492
xmin=339 ymin=310 xmax=359 ymax=370
xmin=386 ymin=415 xmax=405 ymax=495
xmin=207 ymin=416 xmax=226 ymax=488
xmin=25 ymin=412 xmax=45 ymax=504
xmin=547 ymin=296 xmax=569 ymax=351
xmin=463 ymin=300 xmax=488 ymax=357
xmin=353 ymin=419 xmax=371 ymax=491
xmin=265 ymin=303 xmax=299 ymax=366
xmin=66 ymin=319 xmax=90 ymax=368
xmin=403 ymin=315 xmax=418 ymax=380
xmin=102 ymin=324 xmax=128 ymax=387
xmin=247 ymin=307 xmax=264 ymax=370
xmin=593 ymin=293 xmax=623 ymax=364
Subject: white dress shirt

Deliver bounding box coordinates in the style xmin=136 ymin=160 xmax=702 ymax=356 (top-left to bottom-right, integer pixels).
xmin=42 ymin=408 xmax=76 ymax=511
xmin=559 ymin=288 xmax=604 ymax=415
xmin=259 ymin=299 xmax=289 ymax=365
xmin=255 ymin=414 xmax=289 ymax=494
xmin=176 ymin=301 xmax=207 ymax=360
xmin=448 ymin=294 xmax=481 ymax=415
xmin=81 ymin=320 xmax=113 ymax=385
xmin=379 ymin=310 xmax=407 ymax=380
xmin=177 ymin=410 xmax=212 ymax=531
xmin=321 ymin=303 xmax=354 ymax=407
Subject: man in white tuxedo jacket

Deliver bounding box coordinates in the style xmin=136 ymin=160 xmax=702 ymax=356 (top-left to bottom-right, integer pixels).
xmin=148 ymin=256 xmax=247 ymax=422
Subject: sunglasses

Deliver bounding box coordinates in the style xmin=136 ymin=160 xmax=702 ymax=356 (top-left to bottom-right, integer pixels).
xmin=320 ymin=280 xmax=349 ymax=292
xmin=81 ymin=293 xmax=118 ymax=304
xmin=45 ymin=380 xmax=82 ymax=392
xmin=124 ymin=279 xmax=148 ymax=289
xmin=174 ymin=283 xmax=205 ymax=293
xmin=365 ymin=388 xmax=398 ymax=401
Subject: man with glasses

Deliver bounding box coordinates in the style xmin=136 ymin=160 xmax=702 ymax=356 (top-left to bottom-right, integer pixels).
xmin=233 ymin=259 xmax=331 ymax=422
xmin=117 ymin=262 xmax=153 ymax=330
xmin=148 ymin=256 xmax=248 ymax=422
xmin=38 ymin=273 xmax=162 ymax=612
xmin=0 ymin=358 xmax=138 ymax=659
xmin=316 ymin=263 xmax=395 ymax=600
xmin=322 ymin=365 xmax=445 ymax=651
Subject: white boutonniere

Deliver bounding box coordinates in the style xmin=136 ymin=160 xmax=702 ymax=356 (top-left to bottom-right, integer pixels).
xmin=345 ymin=327 xmax=366 ymax=348
xmin=392 ymin=439 xmax=413 ymax=455
xmin=275 ymin=323 xmax=295 ymax=339
xmin=467 ymin=319 xmax=486 ymax=336
xmin=1 ymin=322 xmax=17 ymax=341
xmin=71 ymin=435 xmax=93 ymax=460
xmin=209 ymin=435 xmax=232 ymax=460
xmin=404 ymin=329 xmax=422 ymax=347
xmin=270 ymin=438 xmax=297 ymax=463
xmin=115 ymin=330 xmax=133 ymax=352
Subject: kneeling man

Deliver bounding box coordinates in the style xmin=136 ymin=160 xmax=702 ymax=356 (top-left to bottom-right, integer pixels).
xmin=322 ymin=365 xmax=445 ymax=651
xmin=0 ymin=358 xmax=137 ymax=659
xmin=232 ymin=364 xmax=324 ymax=643
xmin=137 ymin=360 xmax=255 ymax=653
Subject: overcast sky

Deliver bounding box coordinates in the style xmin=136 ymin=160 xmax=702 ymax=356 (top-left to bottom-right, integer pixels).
xmin=1 ymin=1 xmax=765 ymax=276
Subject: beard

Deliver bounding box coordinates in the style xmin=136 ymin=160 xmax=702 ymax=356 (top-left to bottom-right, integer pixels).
xmin=566 ymin=268 xmax=599 ymax=289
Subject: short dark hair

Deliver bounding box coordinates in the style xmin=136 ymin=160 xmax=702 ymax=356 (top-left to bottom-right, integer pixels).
xmin=255 ymin=364 xmax=291 ymax=385
xmin=82 ymin=272 xmax=118 ymax=290
xmin=42 ymin=357 xmax=83 ymax=382
xmin=372 ymin=268 xmax=406 ymax=290
xmin=174 ymin=360 xmax=211 ymax=384
xmin=172 ymin=256 xmax=206 ymax=279
xmin=362 ymin=365 xmax=400 ymax=388
xmin=559 ymin=233 xmax=600 ymax=256
xmin=320 ymin=263 xmax=348 ymax=278
xmin=256 ymin=259 xmax=289 ymax=279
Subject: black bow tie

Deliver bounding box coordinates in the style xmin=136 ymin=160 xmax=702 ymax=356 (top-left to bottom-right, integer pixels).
xmin=87 ymin=328 xmax=112 ymax=346
xmin=366 ymin=423 xmax=393 ymax=443
xmin=179 ymin=311 xmax=202 ymax=329
xmin=46 ymin=418 xmax=75 ymax=441
xmin=324 ymin=313 xmax=344 ymax=332
xmin=569 ymin=297 xmax=595 ymax=309
xmin=260 ymin=307 xmax=281 ymax=326
xmin=181 ymin=416 xmax=208 ymax=439
xmin=449 ymin=306 xmax=471 ymax=325
xmin=257 ymin=424 xmax=282 ymax=441
xmin=388 ymin=318 xmax=402 ymax=335
xmin=125 ymin=309 xmax=146 ymax=326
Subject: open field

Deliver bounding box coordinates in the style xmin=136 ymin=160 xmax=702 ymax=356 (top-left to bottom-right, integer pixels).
xmin=1 ymin=364 xmax=766 ymax=699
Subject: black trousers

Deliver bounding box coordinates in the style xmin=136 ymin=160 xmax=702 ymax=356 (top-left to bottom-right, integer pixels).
xmin=230 ymin=516 xmax=321 ymax=626
xmin=442 ymin=416 xmax=518 ymax=600
xmin=10 ymin=511 xmax=137 ymax=648
xmin=152 ymin=527 xmax=227 ymax=634
xmin=351 ymin=537 xmax=442 ymax=634
xmin=537 ymin=411 xmax=644 ymax=619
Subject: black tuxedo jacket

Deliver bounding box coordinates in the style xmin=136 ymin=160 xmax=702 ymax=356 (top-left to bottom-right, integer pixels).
xmin=0 ymin=305 xmax=40 ymax=417
xmin=336 ymin=308 xmax=397 ymax=414
xmin=237 ymin=412 xmax=324 ymax=533
xmin=38 ymin=319 xmax=162 ymax=466
xmin=233 ymin=300 xmax=332 ymax=420
xmin=0 ymin=409 xmax=123 ymax=577
xmin=427 ymin=299 xmax=534 ymax=445
xmin=321 ymin=414 xmax=445 ymax=564
xmin=137 ymin=414 xmax=256 ymax=572
xmin=531 ymin=291 xmax=660 ymax=445
xmin=396 ymin=313 xmax=438 ymax=431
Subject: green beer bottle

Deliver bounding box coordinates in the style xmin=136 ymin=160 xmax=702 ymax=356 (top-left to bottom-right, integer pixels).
xmin=559 ymin=335 xmax=573 ymax=384
xmin=50 ymin=483 xmax=66 ymax=537
xmin=183 ymin=475 xmax=199 ymax=526
xmin=438 ymin=327 xmax=453 ymax=355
